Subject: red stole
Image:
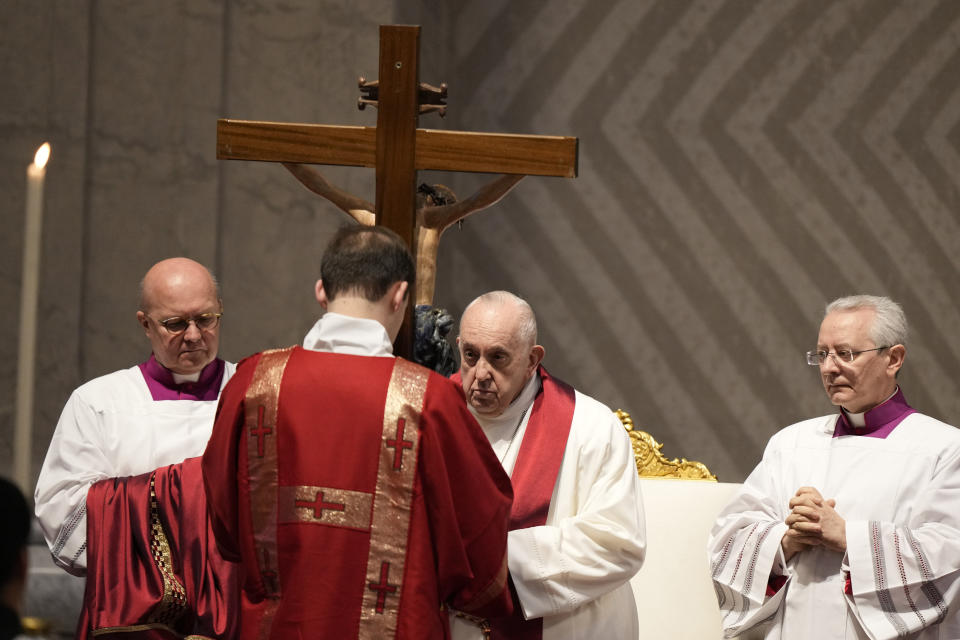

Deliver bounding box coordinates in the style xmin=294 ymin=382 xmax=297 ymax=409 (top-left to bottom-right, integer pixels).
xmin=78 ymin=456 xmax=238 ymax=639
xmin=453 ymin=366 xmax=576 ymax=640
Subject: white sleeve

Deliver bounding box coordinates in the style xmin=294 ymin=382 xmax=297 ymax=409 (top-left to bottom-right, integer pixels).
xmin=34 ymin=389 xmax=115 ymax=576
xmin=508 ymin=408 xmax=646 ymax=619
xmin=708 ymin=455 xmax=791 ymax=638
xmin=842 ymin=445 xmax=960 ymax=640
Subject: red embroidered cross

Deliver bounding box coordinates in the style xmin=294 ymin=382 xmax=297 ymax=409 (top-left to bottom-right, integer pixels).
xmin=250 ymin=405 xmax=272 ymax=458
xmin=368 ymin=561 xmax=398 ymax=613
xmin=295 ymin=491 xmax=345 ymax=519
xmin=385 ymin=417 xmax=414 ymax=470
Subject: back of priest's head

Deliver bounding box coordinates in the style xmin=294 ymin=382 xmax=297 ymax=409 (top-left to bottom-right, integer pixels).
xmin=320 ymin=226 xmax=414 ymax=302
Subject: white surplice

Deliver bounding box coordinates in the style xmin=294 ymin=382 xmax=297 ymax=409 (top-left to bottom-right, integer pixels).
xmin=34 ymin=361 xmax=235 ymax=575
xmin=708 ymin=412 xmax=960 ymax=640
xmin=451 ymin=372 xmax=646 ymax=640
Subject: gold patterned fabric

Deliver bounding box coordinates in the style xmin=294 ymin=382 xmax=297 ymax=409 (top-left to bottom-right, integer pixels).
xmin=358 ymin=358 xmax=428 ymax=639
xmin=277 ymin=485 xmax=374 ymax=531
xmin=145 ymin=473 xmax=188 ymax=627
xmin=242 ymin=347 xmax=295 ymax=638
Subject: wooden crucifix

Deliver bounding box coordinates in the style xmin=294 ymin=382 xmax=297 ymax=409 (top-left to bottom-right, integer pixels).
xmin=217 ymin=25 xmax=578 ymax=358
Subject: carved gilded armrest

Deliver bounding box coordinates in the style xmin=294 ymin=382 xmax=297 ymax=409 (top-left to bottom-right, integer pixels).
xmin=616 ymin=409 xmax=717 ymax=481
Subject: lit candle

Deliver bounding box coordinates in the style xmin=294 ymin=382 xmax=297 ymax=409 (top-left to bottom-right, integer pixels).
xmin=14 ymin=142 xmax=50 ymax=495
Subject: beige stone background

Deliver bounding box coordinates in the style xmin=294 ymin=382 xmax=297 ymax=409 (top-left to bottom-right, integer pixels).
xmin=3 ymin=0 xmax=959 ymax=485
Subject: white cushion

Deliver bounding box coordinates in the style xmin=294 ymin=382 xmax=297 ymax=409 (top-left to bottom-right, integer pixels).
xmin=630 ymin=479 xmax=742 ymax=639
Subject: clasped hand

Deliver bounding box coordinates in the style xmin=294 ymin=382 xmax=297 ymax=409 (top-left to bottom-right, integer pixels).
xmin=781 ymin=486 xmax=847 ymax=561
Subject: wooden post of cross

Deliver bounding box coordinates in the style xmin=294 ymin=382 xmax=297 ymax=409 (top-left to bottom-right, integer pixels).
xmin=216 ymin=24 xmax=577 ymax=359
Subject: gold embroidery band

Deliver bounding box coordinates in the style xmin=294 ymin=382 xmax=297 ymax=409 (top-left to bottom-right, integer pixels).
xmin=358 ymin=359 xmax=428 ymax=639
xmin=244 ymin=347 xmax=295 ymax=640
xmin=146 ymin=472 xmax=187 ymax=627
xmin=277 ymin=485 xmax=374 ymax=531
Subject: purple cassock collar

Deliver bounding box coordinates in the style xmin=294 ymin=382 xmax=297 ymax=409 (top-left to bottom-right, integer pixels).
xmin=138 ymin=355 xmax=225 ymax=401
xmin=833 ymin=387 xmax=915 ymax=439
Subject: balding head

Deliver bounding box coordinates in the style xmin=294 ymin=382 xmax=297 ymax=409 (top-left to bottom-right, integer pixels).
xmin=139 ymin=258 xmax=219 ymax=313
xmin=457 ymin=291 xmax=544 ymax=416
xmin=462 ymin=291 xmax=538 ymax=348
xmin=136 ymin=258 xmax=222 ymax=375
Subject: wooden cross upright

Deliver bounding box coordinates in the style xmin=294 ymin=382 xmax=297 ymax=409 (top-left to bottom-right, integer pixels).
xmin=217 ymin=25 xmax=578 ymax=358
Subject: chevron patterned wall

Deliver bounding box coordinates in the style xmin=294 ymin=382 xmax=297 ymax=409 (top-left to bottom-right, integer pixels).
xmin=407 ymin=0 xmax=960 ymax=481
xmin=3 ymin=1 xmax=958 ymax=484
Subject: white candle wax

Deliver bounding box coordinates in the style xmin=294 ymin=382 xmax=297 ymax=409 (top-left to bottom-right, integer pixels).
xmin=14 ymin=142 xmax=50 ymax=496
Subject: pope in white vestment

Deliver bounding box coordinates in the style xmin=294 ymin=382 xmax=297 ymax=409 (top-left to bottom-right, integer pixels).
xmin=452 ymin=371 xmax=646 ymax=640
xmin=708 ymin=296 xmax=960 ymax=640
xmin=451 ymin=291 xmax=645 ymax=640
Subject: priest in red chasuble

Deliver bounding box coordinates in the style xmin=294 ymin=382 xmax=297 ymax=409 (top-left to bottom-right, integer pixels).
xmin=202 ymin=226 xmax=514 ymax=639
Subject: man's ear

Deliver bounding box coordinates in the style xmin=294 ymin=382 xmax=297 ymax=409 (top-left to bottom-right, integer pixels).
xmin=390 ymin=281 xmax=409 ymax=312
xmin=136 ymin=310 xmax=149 ymax=333
xmin=887 ymin=344 xmax=906 ymax=376
xmin=315 ymin=280 xmax=329 ymax=309
xmin=529 ymin=344 xmax=545 ymax=372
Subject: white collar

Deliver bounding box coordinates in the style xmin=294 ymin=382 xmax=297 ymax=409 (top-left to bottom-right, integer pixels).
xmin=469 ymin=371 xmax=541 ymax=430
xmin=302 ymin=312 xmax=394 ymax=357
xmin=841 ymin=386 xmax=900 ymax=428
xmin=171 ymin=371 xmax=201 ymax=384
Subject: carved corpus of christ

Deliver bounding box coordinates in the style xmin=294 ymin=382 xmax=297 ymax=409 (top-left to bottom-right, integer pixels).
xmin=283 ymin=163 xmax=524 ymax=306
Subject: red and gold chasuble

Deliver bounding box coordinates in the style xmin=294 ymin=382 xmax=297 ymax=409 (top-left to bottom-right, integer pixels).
xmin=203 ymin=347 xmax=514 ymax=640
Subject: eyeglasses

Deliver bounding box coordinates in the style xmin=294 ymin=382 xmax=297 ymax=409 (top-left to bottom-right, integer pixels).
xmin=152 ymin=312 xmax=222 ymax=335
xmin=805 ymin=346 xmax=888 ymax=366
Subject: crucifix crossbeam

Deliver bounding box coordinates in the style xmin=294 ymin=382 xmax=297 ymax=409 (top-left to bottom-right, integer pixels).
xmin=216 ymin=25 xmax=578 ymax=359
xmin=217 ymin=122 xmax=577 ymax=178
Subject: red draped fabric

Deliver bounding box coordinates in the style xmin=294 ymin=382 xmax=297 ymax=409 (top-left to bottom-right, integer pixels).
xmin=78 ymin=456 xmax=238 ymax=639
xmin=202 ymin=347 xmax=514 ymax=640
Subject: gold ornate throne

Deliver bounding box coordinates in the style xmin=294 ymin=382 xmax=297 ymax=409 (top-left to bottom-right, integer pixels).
xmin=616 ymin=409 xmax=717 ymax=481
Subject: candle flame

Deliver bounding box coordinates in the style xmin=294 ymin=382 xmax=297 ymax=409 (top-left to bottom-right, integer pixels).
xmin=34 ymin=143 xmax=51 ymax=169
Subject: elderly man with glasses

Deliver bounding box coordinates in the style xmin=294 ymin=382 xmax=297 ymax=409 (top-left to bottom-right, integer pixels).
xmin=35 ymin=257 xmax=235 ymax=577
xmin=708 ymin=295 xmax=960 ymax=640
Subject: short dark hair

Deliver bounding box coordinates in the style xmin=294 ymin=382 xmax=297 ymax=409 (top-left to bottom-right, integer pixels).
xmin=320 ymin=226 xmax=415 ymax=302
xmin=0 ymin=477 xmax=30 ymax=584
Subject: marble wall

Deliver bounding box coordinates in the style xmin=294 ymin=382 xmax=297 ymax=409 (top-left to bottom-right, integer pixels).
xmin=3 ymin=0 xmax=960 ymax=494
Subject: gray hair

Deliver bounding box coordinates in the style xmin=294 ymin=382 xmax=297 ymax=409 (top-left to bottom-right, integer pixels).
xmin=825 ymin=295 xmax=907 ymax=347
xmin=462 ymin=290 xmax=538 ymax=346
